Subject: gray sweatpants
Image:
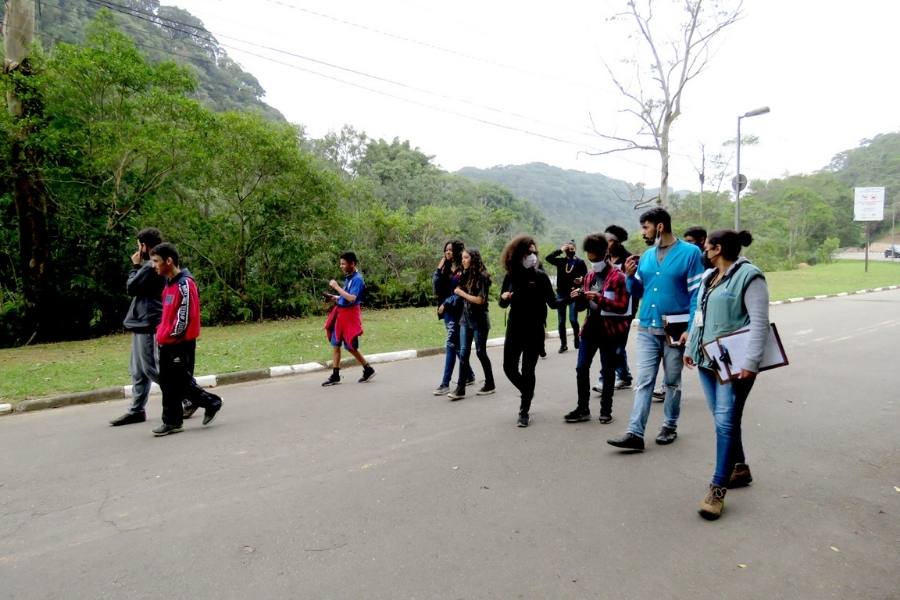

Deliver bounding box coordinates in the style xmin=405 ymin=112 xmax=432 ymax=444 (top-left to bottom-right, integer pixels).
xmin=129 ymin=332 xmax=159 ymax=414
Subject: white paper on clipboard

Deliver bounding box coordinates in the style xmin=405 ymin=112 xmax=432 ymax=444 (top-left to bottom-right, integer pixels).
xmin=705 ymin=323 xmax=788 ymax=383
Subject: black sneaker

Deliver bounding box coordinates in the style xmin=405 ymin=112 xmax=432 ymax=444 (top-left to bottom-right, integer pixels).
xmin=359 ymin=365 xmax=376 ymax=383
xmin=466 ymin=373 xmax=476 ymax=386
xmin=203 ymin=400 xmax=223 ymax=426
xmin=517 ymin=413 xmax=529 ymax=427
xmin=322 ymin=373 xmax=341 ymax=387
xmin=109 ymin=412 xmax=146 ymax=426
xmin=558 ymin=346 xmax=568 ymax=354
xmin=607 ymin=432 xmax=644 ymax=450
xmin=564 ymin=409 xmax=591 ymax=423
xmin=592 ymin=385 xmax=603 ymax=394
xmin=614 ymin=379 xmax=632 ymax=390
xmin=475 ymin=385 xmax=495 ymax=396
xmin=655 ymin=426 xmax=677 ymax=445
xmin=183 ymin=402 xmax=199 ymax=419
xmin=447 ymin=387 xmax=466 ymax=401
xmin=152 ymin=423 xmax=184 ymax=437
xmin=598 ymin=414 xmax=613 ymax=424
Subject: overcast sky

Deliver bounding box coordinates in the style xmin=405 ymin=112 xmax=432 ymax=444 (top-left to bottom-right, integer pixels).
xmin=169 ymin=0 xmax=898 ymax=191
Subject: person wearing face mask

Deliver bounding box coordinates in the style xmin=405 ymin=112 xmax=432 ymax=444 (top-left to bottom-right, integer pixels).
xmin=563 ymin=233 xmax=631 ymax=424
xmin=607 ymin=208 xmax=704 ymax=451
xmin=498 ymin=235 xmax=559 ymax=427
xmin=545 ymin=240 xmax=588 ymax=353
xmin=684 ymin=229 xmax=769 ymax=520
xmin=684 ymin=226 xmax=711 ymax=269
xmin=593 ymin=224 xmax=636 ymax=394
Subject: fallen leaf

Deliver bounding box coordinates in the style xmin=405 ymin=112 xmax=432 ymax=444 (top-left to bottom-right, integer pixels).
xmin=737 ymin=564 xmax=747 ymax=569
xmin=452 ymin=466 xmax=459 ymax=470
xmin=894 ymin=486 xmax=900 ymax=493
xmin=830 ymin=546 xmax=840 ymax=552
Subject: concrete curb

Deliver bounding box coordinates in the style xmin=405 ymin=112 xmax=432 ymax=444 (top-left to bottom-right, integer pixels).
xmin=5 ymin=283 xmax=899 ymax=416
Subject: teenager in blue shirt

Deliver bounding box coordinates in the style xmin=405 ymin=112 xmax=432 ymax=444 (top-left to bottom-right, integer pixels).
xmin=607 ymin=208 xmax=704 ymax=451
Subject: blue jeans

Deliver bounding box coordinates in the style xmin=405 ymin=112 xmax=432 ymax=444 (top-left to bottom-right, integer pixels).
xmin=698 ymin=367 xmax=755 ymax=486
xmin=440 ymin=313 xmax=472 ymax=387
xmin=557 ymin=298 xmax=579 ymax=348
xmin=626 ymin=329 xmax=685 ymax=438
xmin=458 ymin=317 xmax=494 ymax=390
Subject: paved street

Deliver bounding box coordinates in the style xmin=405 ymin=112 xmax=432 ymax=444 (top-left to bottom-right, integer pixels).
xmin=2 ymin=291 xmax=899 ymax=600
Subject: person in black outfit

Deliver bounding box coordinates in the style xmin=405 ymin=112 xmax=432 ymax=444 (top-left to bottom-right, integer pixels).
xmin=499 ymin=235 xmax=559 ymax=427
xmin=545 ymin=240 xmax=587 ymax=353
xmin=447 ymin=248 xmax=495 ymax=400
xmin=110 ymin=227 xmax=166 ymax=426
xmin=593 ymin=224 xmax=636 ymax=392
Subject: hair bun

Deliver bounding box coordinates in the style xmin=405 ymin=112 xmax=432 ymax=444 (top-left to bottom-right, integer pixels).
xmin=738 ymin=230 xmax=753 ymax=247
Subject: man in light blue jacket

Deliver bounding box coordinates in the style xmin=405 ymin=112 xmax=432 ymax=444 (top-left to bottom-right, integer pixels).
xmin=607 ymin=208 xmax=704 ymax=451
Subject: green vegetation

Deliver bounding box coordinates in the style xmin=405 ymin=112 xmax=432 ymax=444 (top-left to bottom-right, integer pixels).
xmin=458 ymin=163 xmax=639 ymax=242
xmin=0 ymin=12 xmax=543 ymax=347
xmin=2 ymin=261 xmax=898 ymax=405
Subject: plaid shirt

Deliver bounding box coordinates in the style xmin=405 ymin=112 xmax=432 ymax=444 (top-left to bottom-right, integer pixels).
xmin=578 ymin=265 xmax=632 ymax=339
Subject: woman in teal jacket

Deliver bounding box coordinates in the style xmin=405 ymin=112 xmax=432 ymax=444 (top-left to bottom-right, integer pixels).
xmin=685 ymin=230 xmax=770 ymax=520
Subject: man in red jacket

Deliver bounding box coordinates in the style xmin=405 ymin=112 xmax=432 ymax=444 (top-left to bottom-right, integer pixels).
xmin=150 ymin=242 xmax=222 ymax=437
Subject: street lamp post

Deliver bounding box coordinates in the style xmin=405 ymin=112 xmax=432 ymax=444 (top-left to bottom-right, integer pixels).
xmin=735 ymin=106 xmax=770 ymax=230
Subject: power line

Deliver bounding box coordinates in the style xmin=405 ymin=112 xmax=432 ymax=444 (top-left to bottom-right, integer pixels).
xmin=84 ymin=0 xmax=603 ymax=142
xmin=255 ymin=0 xmax=605 ymax=92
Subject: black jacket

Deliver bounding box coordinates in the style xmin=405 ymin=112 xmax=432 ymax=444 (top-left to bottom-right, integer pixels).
xmin=123 ymin=262 xmax=165 ymax=333
xmin=498 ymin=266 xmax=558 ymax=344
xmin=545 ymin=249 xmax=587 ymax=299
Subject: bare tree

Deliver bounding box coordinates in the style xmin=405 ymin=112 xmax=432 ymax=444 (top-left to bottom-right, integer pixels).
xmin=587 ymin=0 xmax=743 ymax=207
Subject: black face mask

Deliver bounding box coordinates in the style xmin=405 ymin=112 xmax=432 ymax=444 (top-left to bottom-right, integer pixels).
xmin=565 ymin=250 xmax=576 ymax=258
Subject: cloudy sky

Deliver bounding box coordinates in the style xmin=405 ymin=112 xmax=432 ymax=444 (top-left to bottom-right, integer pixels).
xmin=169 ymin=0 xmax=898 ymax=190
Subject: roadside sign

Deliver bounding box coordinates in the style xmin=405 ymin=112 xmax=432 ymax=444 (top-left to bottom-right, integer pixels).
xmin=732 ymin=174 xmax=747 ymax=193
xmin=854 ymin=187 xmax=885 ymax=221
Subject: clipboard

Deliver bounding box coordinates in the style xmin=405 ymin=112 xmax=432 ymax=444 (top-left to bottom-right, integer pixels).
xmin=701 ymin=323 xmax=788 ymax=383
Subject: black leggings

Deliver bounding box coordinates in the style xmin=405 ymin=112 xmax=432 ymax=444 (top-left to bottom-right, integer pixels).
xmin=503 ymin=336 xmax=541 ymax=414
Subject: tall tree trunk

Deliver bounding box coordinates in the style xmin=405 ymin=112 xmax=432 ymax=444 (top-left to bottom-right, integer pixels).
xmin=5 ymin=0 xmax=52 ymax=342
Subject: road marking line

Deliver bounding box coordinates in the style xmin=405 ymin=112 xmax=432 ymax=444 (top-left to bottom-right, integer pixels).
xmin=831 ymin=335 xmax=853 ymax=343
xmin=796 ymin=329 xmax=814 ymax=336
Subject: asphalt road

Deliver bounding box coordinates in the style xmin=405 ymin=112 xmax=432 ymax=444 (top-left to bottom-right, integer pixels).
xmin=2 ymin=291 xmax=899 ymax=600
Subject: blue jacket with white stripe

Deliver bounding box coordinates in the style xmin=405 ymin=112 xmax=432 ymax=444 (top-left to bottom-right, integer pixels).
xmin=625 ymin=239 xmax=704 ymax=331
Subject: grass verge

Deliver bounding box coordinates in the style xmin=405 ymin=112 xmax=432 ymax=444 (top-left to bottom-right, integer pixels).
xmin=2 ymin=260 xmax=899 ymax=404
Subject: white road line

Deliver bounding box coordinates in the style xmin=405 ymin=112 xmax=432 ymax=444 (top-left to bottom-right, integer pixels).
xmin=796 ymin=329 xmax=814 ymax=336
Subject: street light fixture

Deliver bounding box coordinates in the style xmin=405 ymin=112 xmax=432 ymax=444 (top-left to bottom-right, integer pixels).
xmin=735 ymin=106 xmax=770 ymax=230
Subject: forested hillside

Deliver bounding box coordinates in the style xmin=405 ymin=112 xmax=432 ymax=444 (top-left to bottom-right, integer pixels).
xmin=0 ymin=13 xmax=544 ymax=346
xmin=457 ymin=163 xmax=640 ymax=242
xmin=0 ymin=0 xmax=284 ymax=120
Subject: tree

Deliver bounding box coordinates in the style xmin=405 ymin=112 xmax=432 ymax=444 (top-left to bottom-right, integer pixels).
xmin=587 ymin=0 xmax=742 ymax=207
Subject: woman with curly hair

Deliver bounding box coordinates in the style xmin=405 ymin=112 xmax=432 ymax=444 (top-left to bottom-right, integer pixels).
xmin=448 ymin=248 xmax=496 ymax=400
xmin=432 ymin=240 xmax=474 ymax=395
xmin=498 ymin=235 xmax=558 ymax=427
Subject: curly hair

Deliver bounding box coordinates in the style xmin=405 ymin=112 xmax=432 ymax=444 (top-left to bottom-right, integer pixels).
xmin=500 ymin=234 xmax=537 ymax=273
xmin=460 ymin=248 xmax=490 ymax=291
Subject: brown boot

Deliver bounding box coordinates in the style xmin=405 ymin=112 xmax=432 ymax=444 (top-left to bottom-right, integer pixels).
xmin=728 ymin=463 xmax=753 ymax=489
xmin=698 ymin=485 xmax=727 ymax=520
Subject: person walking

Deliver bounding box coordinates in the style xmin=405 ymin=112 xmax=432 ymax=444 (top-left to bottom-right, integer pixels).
xmin=563 ymin=233 xmax=631 ymax=424
xmin=447 ymin=248 xmax=495 ymax=400
xmin=432 ymin=240 xmax=473 ymax=395
xmin=322 ymin=252 xmax=376 ymax=386
xmin=594 ymin=224 xmax=636 ymax=393
xmin=545 ymin=241 xmax=587 ymax=353
xmin=498 ymin=235 xmax=559 ymax=427
xmin=684 ymin=229 xmax=769 ymax=520
xmin=607 ymin=208 xmax=704 ymax=451
xmin=149 ymin=243 xmax=222 ymax=437
xmin=110 ymin=228 xmax=166 ymax=426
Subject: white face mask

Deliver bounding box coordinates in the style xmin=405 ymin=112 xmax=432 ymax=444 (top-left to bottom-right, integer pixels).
xmin=522 ymin=253 xmax=538 ymax=269
xmin=591 ymin=260 xmax=606 ymax=273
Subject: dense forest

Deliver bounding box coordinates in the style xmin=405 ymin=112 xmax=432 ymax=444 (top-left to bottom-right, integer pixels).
xmin=0 ymin=10 xmax=543 ymax=346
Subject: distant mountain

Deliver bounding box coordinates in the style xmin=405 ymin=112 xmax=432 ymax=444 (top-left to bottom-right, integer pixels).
xmin=456 ymin=163 xmax=641 ymax=242
xmin=1 ymin=0 xmax=284 ymax=120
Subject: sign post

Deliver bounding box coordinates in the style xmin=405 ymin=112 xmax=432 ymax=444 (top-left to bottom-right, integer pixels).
xmin=854 ymin=187 xmax=885 ymax=273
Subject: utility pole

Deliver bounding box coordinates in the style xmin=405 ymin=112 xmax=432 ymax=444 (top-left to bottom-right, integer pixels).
xmin=4 ymin=0 xmax=51 ymax=342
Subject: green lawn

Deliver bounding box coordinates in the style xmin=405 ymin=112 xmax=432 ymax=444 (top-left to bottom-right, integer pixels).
xmin=2 ymin=260 xmax=899 ymax=404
